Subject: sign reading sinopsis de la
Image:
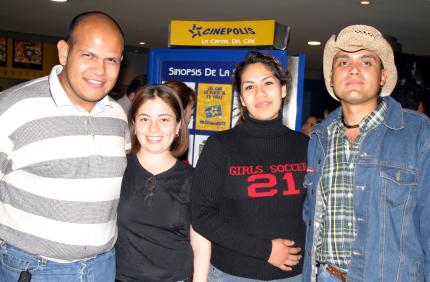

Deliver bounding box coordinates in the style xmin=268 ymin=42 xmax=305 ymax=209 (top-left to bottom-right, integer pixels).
xmin=162 ymin=61 xmax=235 ymax=82
xmin=161 ymin=60 xmax=236 ymax=132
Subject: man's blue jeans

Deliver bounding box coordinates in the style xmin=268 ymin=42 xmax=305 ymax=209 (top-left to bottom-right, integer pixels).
xmin=0 ymin=242 xmax=115 ymax=282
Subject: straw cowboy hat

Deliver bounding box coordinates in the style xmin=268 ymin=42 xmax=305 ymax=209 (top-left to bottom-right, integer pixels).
xmin=323 ymin=24 xmax=398 ymax=100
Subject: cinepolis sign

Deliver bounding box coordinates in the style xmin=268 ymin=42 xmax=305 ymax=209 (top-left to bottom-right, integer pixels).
xmin=169 ymin=20 xmax=288 ymax=48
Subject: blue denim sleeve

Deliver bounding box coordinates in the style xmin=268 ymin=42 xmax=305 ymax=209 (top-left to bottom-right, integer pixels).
xmin=417 ymin=128 xmax=430 ymax=281
xmin=302 ymin=134 xmax=319 ymax=224
xmin=302 ymin=187 xmax=309 ymax=223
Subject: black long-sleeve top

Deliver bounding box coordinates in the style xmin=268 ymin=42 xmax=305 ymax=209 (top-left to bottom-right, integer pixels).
xmin=116 ymin=154 xmax=193 ymax=282
xmin=191 ymin=114 xmax=308 ymax=280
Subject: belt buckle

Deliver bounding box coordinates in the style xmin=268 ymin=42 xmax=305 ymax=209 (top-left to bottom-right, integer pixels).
xmin=326 ymin=264 xmax=347 ymax=282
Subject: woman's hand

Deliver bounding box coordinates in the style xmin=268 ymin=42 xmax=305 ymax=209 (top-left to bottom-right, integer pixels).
xmin=268 ymin=239 xmax=302 ymax=271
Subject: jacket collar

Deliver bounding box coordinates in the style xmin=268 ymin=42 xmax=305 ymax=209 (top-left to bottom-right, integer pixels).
xmin=380 ymin=96 xmax=404 ymax=130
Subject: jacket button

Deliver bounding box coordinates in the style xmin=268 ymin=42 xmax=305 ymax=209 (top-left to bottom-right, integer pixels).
xmin=308 ymin=220 xmax=312 ymax=226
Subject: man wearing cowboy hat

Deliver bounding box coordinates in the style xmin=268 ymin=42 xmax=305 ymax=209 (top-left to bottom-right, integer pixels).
xmin=302 ymin=25 xmax=430 ymax=282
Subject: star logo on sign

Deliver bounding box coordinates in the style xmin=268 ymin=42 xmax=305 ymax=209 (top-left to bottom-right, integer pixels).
xmin=188 ymin=24 xmax=203 ymax=38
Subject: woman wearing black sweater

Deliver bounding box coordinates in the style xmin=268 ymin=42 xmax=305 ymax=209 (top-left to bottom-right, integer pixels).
xmin=191 ymin=52 xmax=308 ymax=281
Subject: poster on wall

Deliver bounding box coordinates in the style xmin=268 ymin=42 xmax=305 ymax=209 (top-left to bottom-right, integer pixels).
xmin=160 ymin=60 xmax=237 ymax=133
xmin=195 ymin=83 xmax=233 ymax=131
xmin=158 ymin=59 xmax=237 ymax=165
xmin=13 ymin=39 xmax=43 ymax=70
xmin=0 ymin=36 xmax=7 ymax=67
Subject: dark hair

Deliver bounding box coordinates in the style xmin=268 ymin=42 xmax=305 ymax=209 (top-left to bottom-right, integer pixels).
xmin=66 ymin=11 xmax=125 ymax=45
xmin=129 ymin=85 xmax=189 ymax=157
xmin=233 ymin=52 xmax=289 ymax=123
xmin=163 ymin=80 xmax=197 ymax=108
xmin=392 ymin=81 xmax=424 ymax=111
xmin=127 ymin=75 xmax=146 ymax=96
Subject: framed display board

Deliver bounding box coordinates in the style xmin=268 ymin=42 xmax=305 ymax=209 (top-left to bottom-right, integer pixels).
xmin=147 ymin=48 xmax=305 ymax=166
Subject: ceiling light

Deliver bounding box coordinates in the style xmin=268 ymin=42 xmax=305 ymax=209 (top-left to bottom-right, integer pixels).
xmin=139 ymin=42 xmax=146 ymax=46
xmin=50 ymin=0 xmax=68 ymax=2
xmin=307 ymin=41 xmax=321 ymax=46
xmin=361 ymin=1 xmax=370 ymax=4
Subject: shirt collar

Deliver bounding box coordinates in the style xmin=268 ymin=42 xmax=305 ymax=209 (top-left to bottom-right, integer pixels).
xmin=335 ymin=98 xmax=388 ymax=132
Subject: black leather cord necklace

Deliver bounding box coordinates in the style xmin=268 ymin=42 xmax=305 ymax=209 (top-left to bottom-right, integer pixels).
xmin=342 ymin=119 xmax=360 ymax=129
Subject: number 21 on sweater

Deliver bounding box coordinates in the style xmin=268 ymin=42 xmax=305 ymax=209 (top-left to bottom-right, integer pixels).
xmin=247 ymin=173 xmax=300 ymax=198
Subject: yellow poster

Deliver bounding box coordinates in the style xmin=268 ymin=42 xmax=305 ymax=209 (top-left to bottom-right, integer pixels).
xmin=196 ymin=83 xmax=232 ymax=131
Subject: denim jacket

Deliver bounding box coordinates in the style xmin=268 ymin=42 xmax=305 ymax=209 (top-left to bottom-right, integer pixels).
xmin=302 ymin=96 xmax=430 ymax=282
